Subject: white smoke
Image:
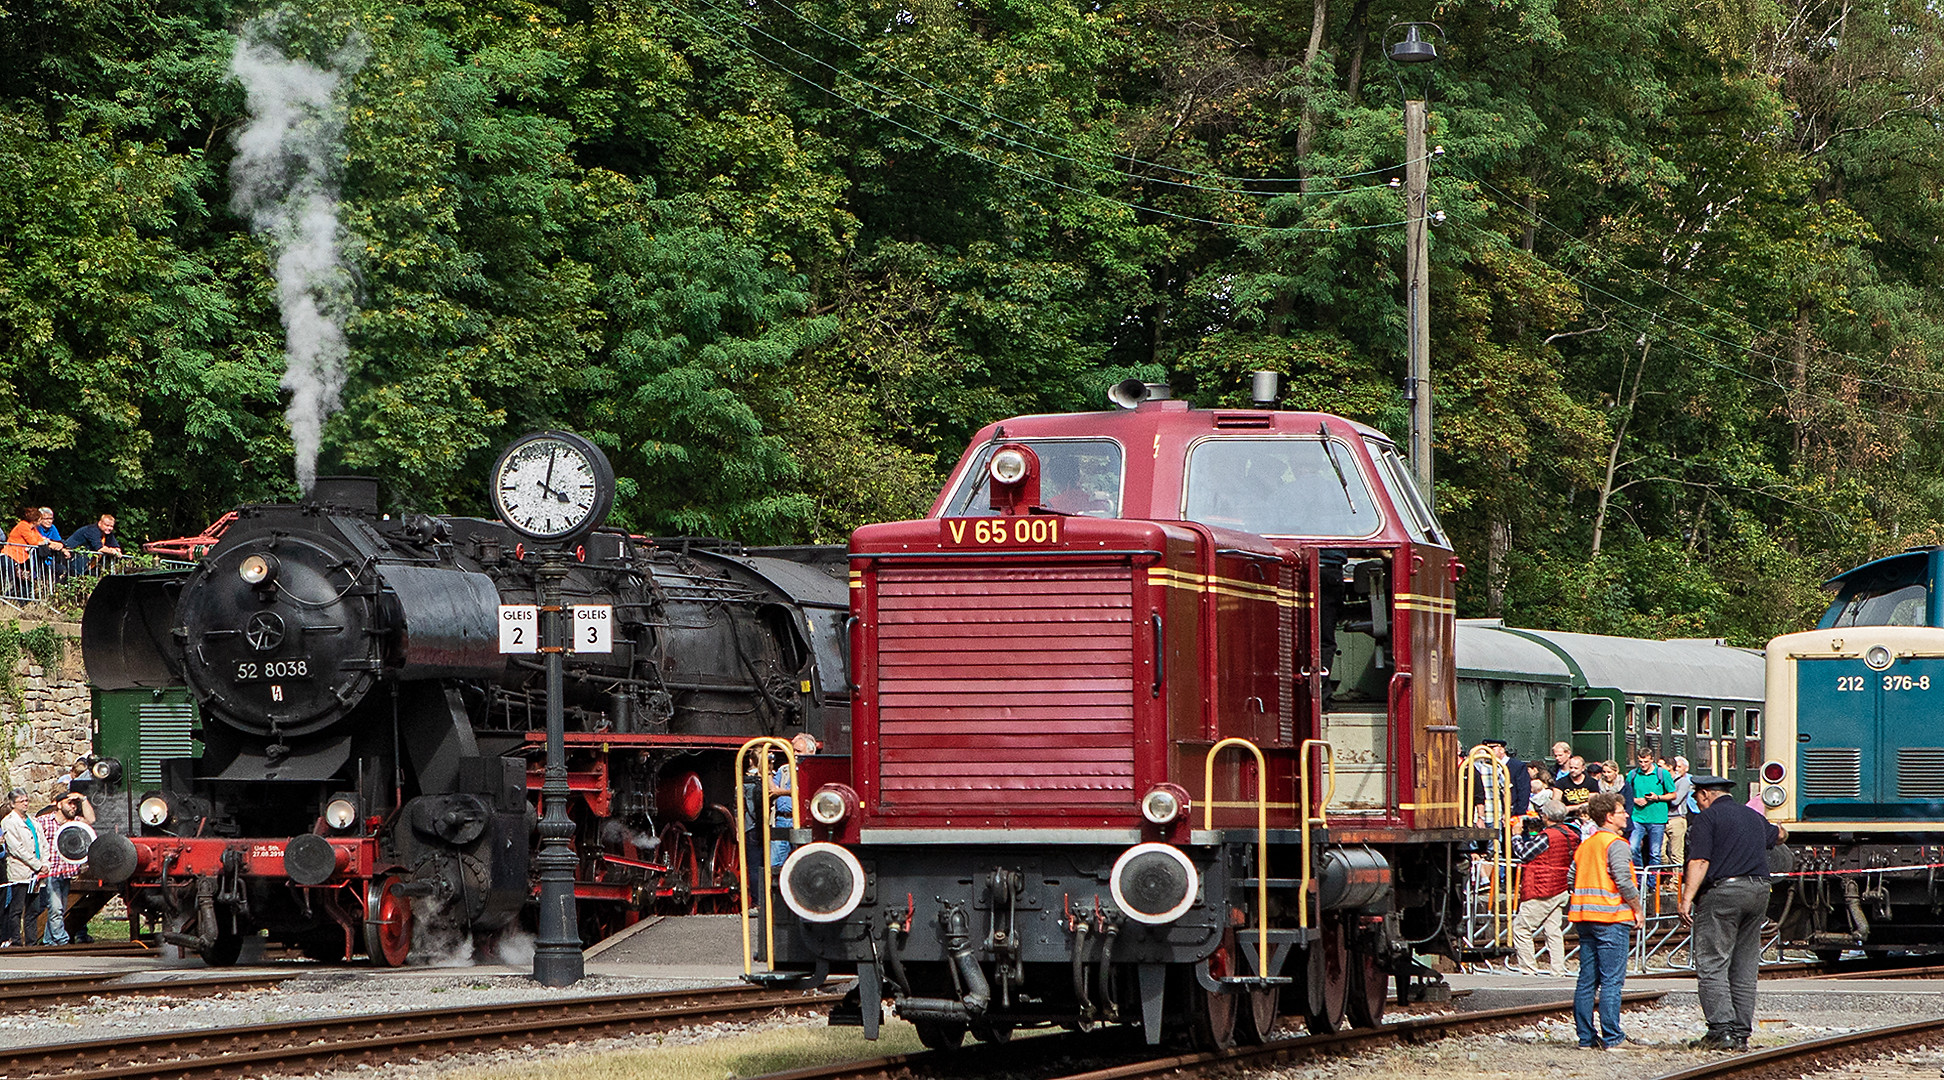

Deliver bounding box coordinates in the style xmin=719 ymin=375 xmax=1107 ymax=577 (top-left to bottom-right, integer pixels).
xmin=229 ymin=21 xmax=364 ymax=493
xmin=488 ymin=926 xmax=538 ymax=967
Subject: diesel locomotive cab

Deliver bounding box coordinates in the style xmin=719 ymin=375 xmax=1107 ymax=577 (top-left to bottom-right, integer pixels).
xmin=1763 ymin=548 xmax=1944 ymax=957
xmin=757 ymin=395 xmax=1481 ymax=1050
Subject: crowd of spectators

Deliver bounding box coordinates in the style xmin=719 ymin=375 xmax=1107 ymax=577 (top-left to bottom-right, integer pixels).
xmin=2 ymin=507 xmax=124 ymax=598
xmin=1 ymin=775 xmax=98 ymax=947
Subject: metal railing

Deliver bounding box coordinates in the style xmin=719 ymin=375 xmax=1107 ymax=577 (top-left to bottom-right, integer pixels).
xmin=734 ymin=736 xmax=800 ymax=978
xmin=0 ymin=550 xmax=192 ymax=612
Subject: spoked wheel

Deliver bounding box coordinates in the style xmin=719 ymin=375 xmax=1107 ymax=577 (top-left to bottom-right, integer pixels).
xmin=657 ymin=824 xmax=700 ymax=915
xmin=1235 ymin=983 xmax=1281 ymax=1044
xmin=705 ymin=832 xmax=741 ymax=913
xmin=363 ymin=875 xmax=413 ymax=967
xmin=1188 ymin=943 xmax=1239 ymax=1050
xmin=912 ymin=1019 xmax=966 ymax=1051
xmin=1346 ymin=949 xmax=1388 ymax=1028
xmin=1305 ymin=923 xmax=1348 ymax=1035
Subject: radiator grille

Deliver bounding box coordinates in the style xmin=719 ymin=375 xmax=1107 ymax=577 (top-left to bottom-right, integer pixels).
xmin=874 ymin=565 xmax=1135 ymax=808
xmin=1799 ymin=747 xmax=1862 ymax=799
xmin=1897 ymin=748 xmax=1944 ymax=799
xmin=137 ymin=702 xmax=198 ymax=785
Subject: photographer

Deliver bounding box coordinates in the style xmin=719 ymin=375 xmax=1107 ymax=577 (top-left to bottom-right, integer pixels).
xmin=32 ymin=783 xmax=92 ymax=946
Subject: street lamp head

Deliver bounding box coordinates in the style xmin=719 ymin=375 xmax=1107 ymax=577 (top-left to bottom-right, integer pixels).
xmin=1389 ymin=24 xmax=1439 ymax=64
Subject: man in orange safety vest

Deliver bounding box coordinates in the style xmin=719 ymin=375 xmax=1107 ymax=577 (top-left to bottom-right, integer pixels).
xmin=1569 ymin=791 xmax=1646 ymax=1049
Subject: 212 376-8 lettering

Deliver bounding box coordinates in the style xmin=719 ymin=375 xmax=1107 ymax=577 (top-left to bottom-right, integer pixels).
xmin=941 ymin=517 xmax=1062 ymax=546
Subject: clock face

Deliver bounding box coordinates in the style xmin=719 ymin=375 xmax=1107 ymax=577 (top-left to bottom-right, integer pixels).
xmin=490 ymin=432 xmax=614 ymax=541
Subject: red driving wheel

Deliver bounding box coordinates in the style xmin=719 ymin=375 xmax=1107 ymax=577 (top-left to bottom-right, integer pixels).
xmin=363 ymin=875 xmax=413 ymax=967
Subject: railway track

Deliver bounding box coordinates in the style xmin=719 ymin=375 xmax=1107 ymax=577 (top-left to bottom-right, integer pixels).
xmin=738 ymin=991 xmax=1670 ymax=1080
xmin=1638 ymin=959 xmax=1944 ymax=981
xmin=1648 ymin=1016 xmax=1944 ymax=1080
xmin=2 ymin=982 xmax=843 ymax=1080
xmin=0 ymin=971 xmax=296 ymax=1009
xmin=0 ymin=940 xmax=153 ymax=958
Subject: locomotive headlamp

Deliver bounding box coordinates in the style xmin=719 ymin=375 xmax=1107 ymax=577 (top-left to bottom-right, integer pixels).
xmin=138 ymin=795 xmax=172 ymax=827
xmin=1762 ymin=761 xmax=1787 ymax=784
xmin=1866 ymin=645 xmax=1893 ymax=670
xmin=1109 ymin=843 xmax=1200 ymax=925
xmin=1140 ymin=783 xmax=1191 ymax=825
xmin=238 ymin=553 xmax=279 ymax=586
xmin=324 ymin=797 xmax=359 ymax=831
xmin=778 ymin=842 xmax=867 ymax=923
xmin=808 ymin=784 xmax=857 ymax=826
xmin=1762 ymin=785 xmax=1787 ymax=808
xmin=90 ymin=756 xmax=122 ymax=782
xmin=989 ymin=448 xmax=1031 ymax=485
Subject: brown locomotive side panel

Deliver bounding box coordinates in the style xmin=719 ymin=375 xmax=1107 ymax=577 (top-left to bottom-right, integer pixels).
xmin=1404 ymin=544 xmax=1462 ymax=830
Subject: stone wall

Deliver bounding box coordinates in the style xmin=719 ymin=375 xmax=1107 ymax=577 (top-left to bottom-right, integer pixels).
xmin=2 ymin=620 xmax=89 ymax=800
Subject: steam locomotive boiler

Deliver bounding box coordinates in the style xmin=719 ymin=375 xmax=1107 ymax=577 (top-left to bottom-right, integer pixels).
xmin=81 ymin=476 xmax=849 ymax=965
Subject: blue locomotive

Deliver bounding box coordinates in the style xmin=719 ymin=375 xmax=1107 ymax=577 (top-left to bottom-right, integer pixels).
xmin=1761 ymin=548 xmax=1944 ymax=957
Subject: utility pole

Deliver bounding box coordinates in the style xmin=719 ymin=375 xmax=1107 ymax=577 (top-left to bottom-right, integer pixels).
xmin=1388 ymin=21 xmax=1440 ymax=491
xmin=1404 ymin=99 xmax=1432 ymax=490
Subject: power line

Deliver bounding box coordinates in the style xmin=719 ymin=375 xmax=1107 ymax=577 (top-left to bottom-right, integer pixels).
xmin=675 ymin=5 xmax=1411 ymax=235
xmin=1447 ymin=159 xmax=1934 ymax=391
xmin=741 ymin=0 xmax=1422 ymax=193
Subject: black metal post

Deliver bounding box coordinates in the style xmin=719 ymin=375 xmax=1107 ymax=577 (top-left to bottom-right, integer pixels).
xmin=532 ymin=551 xmax=583 ymax=986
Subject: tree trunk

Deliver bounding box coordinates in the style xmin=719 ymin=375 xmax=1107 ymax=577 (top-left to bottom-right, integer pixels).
xmin=1294 ymin=0 xmax=1330 ymax=189
xmin=1487 ymin=503 xmax=1511 ymax=617
xmin=1344 ymin=0 xmax=1373 ymax=107
xmin=1591 ymin=338 xmax=1651 ymax=560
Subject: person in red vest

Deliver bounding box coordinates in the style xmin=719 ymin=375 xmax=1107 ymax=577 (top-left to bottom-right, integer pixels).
xmin=1510 ymin=803 xmax=1579 ymax=976
xmin=1569 ymin=792 xmax=1645 ymax=1049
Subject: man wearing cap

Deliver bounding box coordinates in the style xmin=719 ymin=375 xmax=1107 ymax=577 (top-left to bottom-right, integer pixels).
xmin=1678 ymin=775 xmax=1786 ymax=1051
xmin=1510 ymin=802 xmax=1578 ymax=976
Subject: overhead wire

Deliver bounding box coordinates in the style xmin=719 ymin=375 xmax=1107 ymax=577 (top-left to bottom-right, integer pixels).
xmin=673 ymin=3 xmax=1412 ymax=234
xmin=744 ymin=0 xmax=1419 ymax=192
xmin=1447 ymin=159 xmax=1939 ymax=393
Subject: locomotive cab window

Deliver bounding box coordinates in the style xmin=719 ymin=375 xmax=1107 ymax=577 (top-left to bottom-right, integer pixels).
xmin=1825 ymin=559 xmax=1930 ymax=627
xmin=1183 ymin=437 xmax=1382 ymax=538
xmin=944 ymin=438 xmax=1125 ymax=518
xmin=1364 ymin=439 xmax=1446 ymax=546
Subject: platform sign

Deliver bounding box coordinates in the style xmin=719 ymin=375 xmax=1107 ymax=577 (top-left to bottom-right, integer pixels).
xmin=499 ymin=605 xmax=539 ymax=654
xmin=573 ymin=605 xmax=613 ymax=654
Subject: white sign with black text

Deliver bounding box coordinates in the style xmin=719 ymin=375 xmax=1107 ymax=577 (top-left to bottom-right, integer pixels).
xmin=573 ymin=604 xmax=614 ymax=654
xmin=498 ymin=605 xmax=539 ymax=654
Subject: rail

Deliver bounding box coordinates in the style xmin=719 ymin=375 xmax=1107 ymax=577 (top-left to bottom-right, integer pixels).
xmin=735 ymin=736 xmax=801 ymax=978
xmin=1203 ymin=737 xmax=1269 ymax=968
xmin=1298 ymin=737 xmax=1336 ymax=929
xmin=0 ymin=550 xmax=194 ymax=612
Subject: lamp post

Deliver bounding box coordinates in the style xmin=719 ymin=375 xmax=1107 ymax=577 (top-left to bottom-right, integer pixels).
xmin=530 ymin=550 xmax=583 ymax=986
xmin=1389 ymin=23 xmax=1440 ymax=491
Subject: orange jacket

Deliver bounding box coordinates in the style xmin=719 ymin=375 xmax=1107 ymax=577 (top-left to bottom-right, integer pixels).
xmin=4 ymin=520 xmax=44 ymax=565
xmin=1569 ymin=830 xmax=1635 ymax=923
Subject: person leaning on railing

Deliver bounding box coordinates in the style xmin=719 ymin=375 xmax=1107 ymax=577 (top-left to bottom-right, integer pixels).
xmin=4 ymin=508 xmax=66 ymax=596
xmin=64 ymin=514 xmax=123 ymax=574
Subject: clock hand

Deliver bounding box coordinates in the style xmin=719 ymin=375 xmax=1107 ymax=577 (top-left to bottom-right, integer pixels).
xmin=540 ymin=448 xmax=559 ymax=499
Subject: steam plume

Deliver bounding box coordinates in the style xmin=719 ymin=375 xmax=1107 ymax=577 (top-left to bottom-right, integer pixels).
xmin=229 ymin=21 xmax=364 ymax=493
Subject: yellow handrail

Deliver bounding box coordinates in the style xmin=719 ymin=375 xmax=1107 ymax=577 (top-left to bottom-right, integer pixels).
xmin=1297 ymin=738 xmax=1336 ymax=930
xmin=1203 ymin=737 xmax=1268 ymax=976
xmin=1458 ymin=746 xmax=1517 ymax=947
xmin=735 ymin=736 xmax=800 ymax=977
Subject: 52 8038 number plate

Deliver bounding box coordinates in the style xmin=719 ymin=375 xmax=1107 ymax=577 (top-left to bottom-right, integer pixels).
xmin=940 ymin=517 xmax=1063 ymax=547
xmin=235 ymin=657 xmax=313 ymax=682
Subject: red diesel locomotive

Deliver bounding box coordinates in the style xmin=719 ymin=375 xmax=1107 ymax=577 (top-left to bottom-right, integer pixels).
xmin=756 ymin=387 xmax=1486 ymax=1048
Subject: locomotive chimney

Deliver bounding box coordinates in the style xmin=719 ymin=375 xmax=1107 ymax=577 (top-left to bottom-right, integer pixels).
xmin=1251 ymin=370 xmax=1281 ymax=405
xmin=305 ymin=476 xmax=380 ymax=513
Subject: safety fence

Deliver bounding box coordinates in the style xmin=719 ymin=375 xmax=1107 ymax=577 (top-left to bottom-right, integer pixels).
xmin=0 ymin=551 xmax=193 ymax=612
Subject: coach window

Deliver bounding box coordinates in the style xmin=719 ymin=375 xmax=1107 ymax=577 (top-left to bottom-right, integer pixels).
xmin=1626 ymin=702 xmax=1638 ymax=736
xmin=946 ymin=438 xmax=1124 ymax=518
xmin=1184 ymin=438 xmax=1381 ymax=538
xmin=1646 ymin=703 xmax=1662 ymax=734
xmin=1671 ymin=705 xmax=1687 ymax=734
xmin=1745 ymin=709 xmax=1760 ymax=737
xmin=1697 ymin=706 xmax=1712 ymax=736
xmin=1723 ymin=708 xmax=1737 ymax=736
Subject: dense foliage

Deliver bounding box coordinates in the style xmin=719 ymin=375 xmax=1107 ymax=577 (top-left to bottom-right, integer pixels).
xmin=2 ymin=0 xmax=1940 ymax=644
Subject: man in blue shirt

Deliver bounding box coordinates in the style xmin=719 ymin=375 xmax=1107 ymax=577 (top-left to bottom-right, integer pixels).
xmin=1678 ymin=775 xmax=1785 ymax=1051
xmin=65 ymin=514 xmax=124 ymax=574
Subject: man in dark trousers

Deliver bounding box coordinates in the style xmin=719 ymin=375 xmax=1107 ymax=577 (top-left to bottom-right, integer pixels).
xmin=1678 ymin=775 xmax=1785 ymax=1051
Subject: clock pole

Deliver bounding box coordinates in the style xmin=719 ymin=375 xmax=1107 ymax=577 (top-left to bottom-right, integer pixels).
xmin=532 ymin=549 xmax=584 ymax=986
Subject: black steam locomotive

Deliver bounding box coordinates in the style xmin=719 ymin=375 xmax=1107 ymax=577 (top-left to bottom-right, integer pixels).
xmin=81 ymin=476 xmax=848 ymax=964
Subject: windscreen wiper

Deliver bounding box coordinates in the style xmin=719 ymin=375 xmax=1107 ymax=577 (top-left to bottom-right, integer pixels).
xmin=1319 ymin=422 xmax=1358 ymax=514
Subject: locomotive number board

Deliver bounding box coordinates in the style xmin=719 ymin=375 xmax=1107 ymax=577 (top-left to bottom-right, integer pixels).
xmin=234 ymin=657 xmax=312 ymax=682
xmin=940 ymin=517 xmax=1063 ymax=547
